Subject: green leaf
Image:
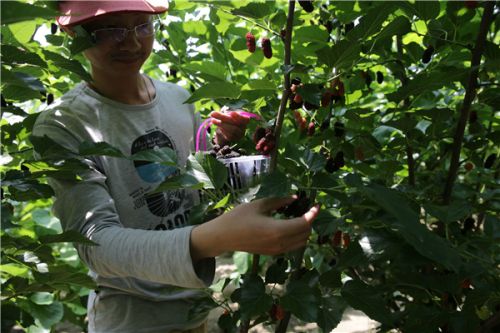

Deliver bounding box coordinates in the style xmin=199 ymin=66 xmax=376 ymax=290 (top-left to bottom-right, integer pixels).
xmin=361 ymin=183 xmax=461 ymax=271
xmin=317 ymin=296 xmax=348 ymax=333
xmin=213 ymin=193 xmax=231 ymax=209
xmin=376 ymin=16 xmax=412 ymax=41
xmin=281 ymin=279 xmax=319 ymax=322
xmin=39 ymin=230 xmax=98 ymax=246
xmin=1 ymin=44 xmax=47 ymax=68
xmin=264 ymin=260 xmax=288 ymax=284
xmin=235 ymin=275 xmax=273 ymax=320
xmin=153 ymin=173 xmax=203 ymax=192
xmin=0 ymin=264 xmax=29 ymax=277
xmin=8 ymin=182 xmax=54 ymax=201
xmin=346 ymin=4 xmax=396 ymax=41
xmin=18 ymin=300 xmax=63 ymax=329
xmin=294 ymin=25 xmax=329 ymax=44
xmin=413 ymin=1 xmax=441 ymax=21
xmin=255 ymin=171 xmax=292 ymax=199
xmin=241 ymin=79 xmax=276 ymax=91
xmin=130 ymin=147 xmax=177 ymax=166
xmin=184 ymin=82 xmax=241 ymax=104
xmin=341 ymin=280 xmax=393 ymax=325
xmin=231 ymin=2 xmax=273 ymax=19
xmin=424 ymin=201 xmax=473 ymax=224
xmin=316 ymin=40 xmax=361 ymax=70
xmin=1 ymin=1 xmax=58 ymax=24
xmin=387 ymin=69 xmax=468 ymax=103
xmin=188 ymin=153 xmax=228 ymax=190
xmin=42 ymin=50 xmax=92 ymax=82
xmin=183 ymin=61 xmax=227 ymax=82
xmin=78 ymin=141 xmax=126 ymax=158
xmin=312 ymin=209 xmax=342 ymax=236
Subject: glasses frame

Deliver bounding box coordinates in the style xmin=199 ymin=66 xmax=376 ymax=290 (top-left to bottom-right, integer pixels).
xmin=89 ymin=19 xmax=159 ymax=45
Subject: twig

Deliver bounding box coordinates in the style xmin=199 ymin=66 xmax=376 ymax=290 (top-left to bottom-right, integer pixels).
xmin=211 ymin=4 xmax=281 ymax=38
xmin=396 ymin=35 xmax=416 ymax=187
xmin=443 ymin=1 xmax=495 ymax=204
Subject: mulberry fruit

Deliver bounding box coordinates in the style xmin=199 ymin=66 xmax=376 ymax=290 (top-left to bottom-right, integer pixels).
xmin=261 ymin=38 xmax=272 ymax=59
xmin=246 ymin=32 xmax=256 ymax=53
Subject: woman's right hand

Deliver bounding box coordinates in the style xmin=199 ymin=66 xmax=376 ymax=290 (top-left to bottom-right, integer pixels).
xmin=189 ymin=197 xmax=320 ymax=262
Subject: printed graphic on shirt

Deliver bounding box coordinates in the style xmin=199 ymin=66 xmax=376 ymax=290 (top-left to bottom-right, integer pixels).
xmin=131 ymin=130 xmax=186 ymax=220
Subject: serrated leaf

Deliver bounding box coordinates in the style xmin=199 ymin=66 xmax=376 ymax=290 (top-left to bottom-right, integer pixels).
xmin=1 ymin=44 xmax=47 ymax=68
xmin=264 ymin=260 xmax=288 ymax=284
xmin=184 ymin=82 xmax=241 ymax=104
xmin=424 ymin=201 xmax=473 ymax=223
xmin=1 ymin=1 xmax=58 ymax=24
xmin=78 ymin=141 xmax=125 ymax=158
xmin=42 ymin=50 xmax=92 ymax=82
xmin=376 ymin=16 xmax=411 ymax=41
xmin=361 ymin=183 xmax=461 ymax=271
xmin=312 ymin=209 xmax=341 ymax=236
xmin=255 ymin=171 xmax=291 ymax=199
xmin=183 ymin=61 xmax=227 ymax=82
xmin=18 ymin=300 xmax=63 ymax=329
xmin=387 ymin=69 xmax=467 ymax=103
xmin=317 ymin=296 xmax=347 ymax=333
xmin=231 ymin=2 xmax=273 ymax=19
xmin=188 ymin=153 xmax=228 ymax=190
xmin=341 ymin=280 xmax=393 ymax=325
xmin=346 ymin=4 xmax=396 ymax=41
xmin=316 ymin=40 xmax=361 ymax=70
xmin=153 ymin=173 xmax=203 ymax=192
xmin=130 ymin=147 xmax=177 ymax=166
xmin=236 ymin=275 xmax=273 ymax=320
xmin=281 ymin=279 xmax=319 ymax=322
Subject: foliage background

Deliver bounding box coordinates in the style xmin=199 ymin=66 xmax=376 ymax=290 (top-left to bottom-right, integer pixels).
xmin=1 ymin=1 xmax=499 ymax=332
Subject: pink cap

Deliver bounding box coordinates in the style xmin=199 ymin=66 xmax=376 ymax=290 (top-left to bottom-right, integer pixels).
xmin=57 ymin=0 xmax=168 ymax=27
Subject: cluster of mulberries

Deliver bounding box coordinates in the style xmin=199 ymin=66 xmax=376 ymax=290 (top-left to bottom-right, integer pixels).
xmin=253 ymin=126 xmax=276 ymax=154
xmin=208 ymin=144 xmax=246 ymax=159
xmin=245 ymin=32 xmax=273 ymax=59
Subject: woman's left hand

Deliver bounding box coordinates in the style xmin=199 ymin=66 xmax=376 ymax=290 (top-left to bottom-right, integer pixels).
xmin=210 ymin=107 xmax=250 ymax=146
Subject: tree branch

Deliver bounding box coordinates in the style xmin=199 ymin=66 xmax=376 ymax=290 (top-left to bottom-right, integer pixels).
xmin=443 ymin=1 xmax=496 ymax=204
xmin=396 ymin=35 xmax=416 ymax=187
xmin=241 ymin=2 xmax=296 ymax=332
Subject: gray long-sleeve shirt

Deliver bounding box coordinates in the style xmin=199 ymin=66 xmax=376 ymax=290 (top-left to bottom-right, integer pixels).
xmin=32 ymin=78 xmax=215 ymax=332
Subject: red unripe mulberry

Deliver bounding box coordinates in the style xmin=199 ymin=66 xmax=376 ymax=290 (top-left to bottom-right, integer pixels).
xmin=307 ymin=122 xmax=315 ymax=136
xmin=332 ymin=230 xmax=342 ymax=247
xmin=261 ymin=38 xmax=272 ymax=59
xmin=246 ymin=32 xmax=256 ymax=53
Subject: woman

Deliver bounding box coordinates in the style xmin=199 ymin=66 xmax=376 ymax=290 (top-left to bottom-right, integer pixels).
xmin=33 ymin=1 xmax=319 ymax=332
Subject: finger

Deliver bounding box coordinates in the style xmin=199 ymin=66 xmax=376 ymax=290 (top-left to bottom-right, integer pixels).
xmin=252 ymin=196 xmax=296 ymax=213
xmin=215 ymin=123 xmax=246 ymax=141
xmin=210 ymin=111 xmax=250 ymax=126
xmin=301 ymin=204 xmax=320 ymax=224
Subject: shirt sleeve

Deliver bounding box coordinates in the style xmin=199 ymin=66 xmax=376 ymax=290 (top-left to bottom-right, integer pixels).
xmin=33 ymin=119 xmax=214 ymax=289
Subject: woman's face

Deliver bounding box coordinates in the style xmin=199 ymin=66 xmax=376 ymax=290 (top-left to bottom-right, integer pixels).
xmin=81 ymin=13 xmax=155 ymax=78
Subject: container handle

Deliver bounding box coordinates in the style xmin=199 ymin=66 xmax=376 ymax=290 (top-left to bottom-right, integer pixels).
xmin=195 ymin=110 xmax=261 ymax=152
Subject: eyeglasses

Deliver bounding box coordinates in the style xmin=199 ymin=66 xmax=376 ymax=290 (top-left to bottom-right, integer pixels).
xmin=90 ymin=21 xmax=157 ymax=44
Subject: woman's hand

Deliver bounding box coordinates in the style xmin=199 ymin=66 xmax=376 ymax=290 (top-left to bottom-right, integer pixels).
xmin=210 ymin=107 xmax=250 ymax=146
xmin=190 ymin=197 xmax=320 ymax=261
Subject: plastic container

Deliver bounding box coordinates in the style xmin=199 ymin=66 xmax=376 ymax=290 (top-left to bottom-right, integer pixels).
xmin=195 ymin=109 xmax=269 ymax=191
xmin=218 ymin=154 xmax=270 ymax=191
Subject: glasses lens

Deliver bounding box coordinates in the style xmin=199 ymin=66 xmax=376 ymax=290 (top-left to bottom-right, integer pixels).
xmin=135 ymin=22 xmax=155 ymax=38
xmin=94 ymin=28 xmax=127 ymax=44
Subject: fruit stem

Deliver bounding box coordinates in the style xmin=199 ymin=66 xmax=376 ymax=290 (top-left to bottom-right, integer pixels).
xmin=442 ymin=1 xmax=495 ymax=205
